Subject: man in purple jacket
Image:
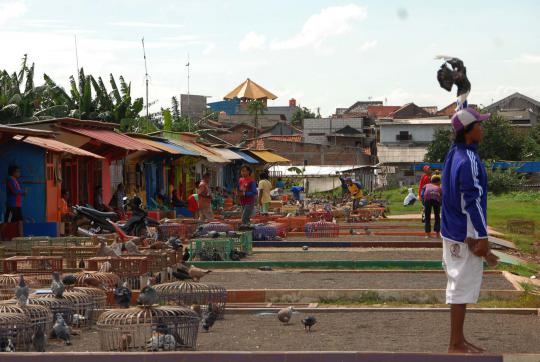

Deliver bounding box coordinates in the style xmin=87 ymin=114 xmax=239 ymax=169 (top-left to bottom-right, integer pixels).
xmin=441 ymin=107 xmax=490 ymax=353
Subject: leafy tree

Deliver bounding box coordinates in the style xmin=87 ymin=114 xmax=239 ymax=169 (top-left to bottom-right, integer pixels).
xmin=162 ymin=108 xmax=172 ymax=131
xmin=120 ymin=116 xmax=158 ymax=133
xmin=486 ymin=164 xmax=524 ymax=195
xmin=246 ymin=99 xmax=265 ymax=135
xmin=424 ymin=127 xmax=453 ymax=162
xmin=291 ymin=106 xmax=317 ymax=127
xmin=478 ymin=114 xmax=523 ymax=160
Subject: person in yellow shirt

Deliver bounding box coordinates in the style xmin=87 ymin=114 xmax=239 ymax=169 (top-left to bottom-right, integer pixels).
xmin=346 ymin=178 xmax=363 ymax=210
xmin=258 ymin=172 xmax=272 ymax=214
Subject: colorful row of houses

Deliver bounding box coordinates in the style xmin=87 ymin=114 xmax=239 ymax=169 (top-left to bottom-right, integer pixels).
xmin=0 ymin=118 xmax=289 ymax=227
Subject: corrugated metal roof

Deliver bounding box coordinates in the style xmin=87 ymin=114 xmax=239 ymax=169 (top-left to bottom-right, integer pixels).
xmin=211 ymin=148 xmax=244 ymax=161
xmin=61 ymin=126 xmax=159 ymax=152
xmin=0 ymin=125 xmax=56 ymax=138
xmin=247 ymin=150 xmax=290 ymax=163
xmin=233 ymin=150 xmax=259 ymax=164
xmin=135 ymin=138 xmax=198 ymax=156
xmin=270 ymin=165 xmax=369 ymax=176
xmin=168 ymin=139 xmax=229 ymax=163
xmin=13 ymin=136 xmax=104 ymax=159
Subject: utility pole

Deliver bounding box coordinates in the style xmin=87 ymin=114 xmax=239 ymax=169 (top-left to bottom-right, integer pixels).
xmin=141 ymin=37 xmax=150 ymax=119
xmin=186 ymin=54 xmax=190 ymax=132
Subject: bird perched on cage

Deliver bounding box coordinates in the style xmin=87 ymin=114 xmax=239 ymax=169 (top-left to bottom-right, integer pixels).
xmin=114 ymin=281 xmax=132 ymax=308
xmin=62 ymin=274 xmax=77 ymax=287
xmin=137 ymin=280 xmax=158 ymax=306
xmin=51 ymin=272 xmax=65 ymax=298
xmin=31 ymin=325 xmax=46 ymax=352
xmin=277 ymin=306 xmax=294 ymax=325
xmin=53 ymin=313 xmax=71 ymax=345
xmin=301 ymin=316 xmax=317 ymax=332
xmin=97 ymin=239 xmax=120 ymax=257
xmin=167 ymin=237 xmax=183 ymax=251
xmin=201 ymin=304 xmax=218 ymax=332
xmin=124 ymin=240 xmax=141 ymax=255
xmin=188 ymin=266 xmax=212 ymax=282
xmin=15 ymin=274 xmax=29 ymax=306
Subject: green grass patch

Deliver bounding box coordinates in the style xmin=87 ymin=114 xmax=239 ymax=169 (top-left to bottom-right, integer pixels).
xmin=496 ymin=262 xmax=539 ymax=278
xmin=378 ymin=187 xmax=423 ymax=215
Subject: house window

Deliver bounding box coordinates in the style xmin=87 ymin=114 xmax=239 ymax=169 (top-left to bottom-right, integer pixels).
xmin=396 ymin=131 xmax=412 ymax=141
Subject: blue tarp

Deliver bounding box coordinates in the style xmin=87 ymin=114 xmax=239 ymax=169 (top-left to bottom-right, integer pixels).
xmin=411 ymin=163 xmax=443 ymax=171
xmin=158 ymin=140 xmax=199 ymax=156
xmin=233 ymin=150 xmax=259 ymax=164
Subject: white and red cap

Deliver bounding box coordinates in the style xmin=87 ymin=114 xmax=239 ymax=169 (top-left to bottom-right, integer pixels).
xmin=451 ymin=107 xmax=490 ymax=132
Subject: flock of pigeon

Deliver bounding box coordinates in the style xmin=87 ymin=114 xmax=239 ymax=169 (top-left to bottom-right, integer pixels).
xmin=277 ymin=306 xmax=317 ymax=332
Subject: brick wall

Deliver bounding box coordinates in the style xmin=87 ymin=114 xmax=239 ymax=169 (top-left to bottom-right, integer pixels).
xmin=260 ymin=139 xmax=371 ymax=166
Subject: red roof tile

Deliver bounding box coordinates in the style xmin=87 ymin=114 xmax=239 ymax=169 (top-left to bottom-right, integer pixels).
xmin=61 ymin=126 xmax=159 ymax=152
xmin=367 ymin=106 xmax=401 ymax=118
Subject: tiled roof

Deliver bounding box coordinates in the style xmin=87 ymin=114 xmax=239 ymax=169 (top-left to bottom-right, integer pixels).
xmin=367 ymin=105 xmax=401 ymax=118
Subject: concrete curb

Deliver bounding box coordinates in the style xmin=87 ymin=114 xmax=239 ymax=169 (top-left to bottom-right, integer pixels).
xmin=191 ymin=259 xmax=445 ymax=269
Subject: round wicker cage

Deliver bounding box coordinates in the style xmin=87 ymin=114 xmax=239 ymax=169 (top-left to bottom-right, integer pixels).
xmin=71 ymin=287 xmax=107 ymax=322
xmin=0 ymin=300 xmax=52 ymax=334
xmin=28 ymin=295 xmax=74 ymax=325
xmin=155 ymin=281 xmax=227 ymax=317
xmin=74 ymin=271 xmax=120 ymax=291
xmin=0 ymin=274 xmax=40 ymax=301
xmin=97 ymin=305 xmax=200 ymax=351
xmin=35 ymin=292 xmax=93 ymax=328
xmin=0 ymin=312 xmax=32 ymax=351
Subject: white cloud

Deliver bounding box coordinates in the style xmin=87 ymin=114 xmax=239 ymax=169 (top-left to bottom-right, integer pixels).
xmin=109 ymin=21 xmax=183 ymax=29
xmin=359 ymin=39 xmax=377 ymax=51
xmin=0 ymin=0 xmax=27 ymax=25
xmin=507 ymin=53 xmax=540 ymax=64
xmin=270 ymin=4 xmax=367 ymax=50
xmin=238 ymin=32 xmax=266 ymax=51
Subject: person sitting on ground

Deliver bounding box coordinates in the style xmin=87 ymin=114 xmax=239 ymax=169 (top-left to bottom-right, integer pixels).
xmin=238 ymin=166 xmax=258 ymax=226
xmin=346 ymin=178 xmax=363 ymax=210
xmin=198 ymin=173 xmax=213 ymax=221
xmin=187 ymin=181 xmax=200 ymax=219
xmin=421 ymin=174 xmax=442 ymax=239
xmin=403 ymin=187 xmax=417 ymax=206
xmin=258 ymin=171 xmax=272 ymax=215
xmin=94 ymin=186 xmax=112 ymax=212
xmin=109 ymin=183 xmax=126 ymax=218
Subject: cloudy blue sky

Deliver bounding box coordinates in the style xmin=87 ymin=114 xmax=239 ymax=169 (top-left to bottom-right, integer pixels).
xmin=1 ymin=0 xmax=539 ymax=116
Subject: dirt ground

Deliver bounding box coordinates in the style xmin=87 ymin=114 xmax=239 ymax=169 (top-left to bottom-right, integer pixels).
xmin=44 ymin=311 xmax=540 ymax=353
xmin=247 ymin=248 xmax=443 ymax=261
xmin=202 ymin=271 xmax=515 ymax=290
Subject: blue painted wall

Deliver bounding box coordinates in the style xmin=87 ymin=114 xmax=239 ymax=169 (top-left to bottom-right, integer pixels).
xmin=208 ymin=98 xmax=240 ymax=115
xmin=0 ymin=140 xmax=46 ymax=222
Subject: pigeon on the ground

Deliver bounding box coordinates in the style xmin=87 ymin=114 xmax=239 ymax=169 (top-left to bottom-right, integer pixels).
xmin=302 ymin=245 xmax=309 ymax=251
xmin=53 ymin=313 xmax=71 ymax=345
xmin=301 ymin=316 xmax=317 ymax=332
xmin=114 ymin=281 xmax=132 ymax=308
xmin=277 ymin=306 xmax=294 ymax=325
xmin=31 ymin=325 xmax=46 ymax=352
xmin=188 ymin=266 xmax=211 ymax=282
xmin=62 ymin=274 xmax=77 ymax=287
xmin=137 ymin=280 xmax=158 ymax=306
xmin=201 ymin=304 xmax=218 ymax=332
xmin=51 ymin=272 xmax=65 ymax=298
xmin=15 ymin=274 xmax=29 ymax=306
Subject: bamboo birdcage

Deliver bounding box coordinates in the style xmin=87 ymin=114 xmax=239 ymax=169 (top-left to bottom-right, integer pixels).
xmin=0 ymin=302 xmax=52 ymax=346
xmin=27 ymin=295 xmax=74 ymax=325
xmin=155 ymin=281 xmax=227 ymax=317
xmin=0 ymin=274 xmax=40 ymax=301
xmin=31 ymin=291 xmax=94 ymax=328
xmin=3 ymin=256 xmax=63 ymax=286
xmin=74 ymin=271 xmax=120 ymax=291
xmin=0 ymin=313 xmax=32 ymax=351
xmin=97 ymin=305 xmax=200 ymax=351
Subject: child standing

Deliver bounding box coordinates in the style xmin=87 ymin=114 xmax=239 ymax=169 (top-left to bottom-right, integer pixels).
xmin=421 ymin=174 xmax=442 ymax=238
xmin=238 ymin=166 xmax=257 ymax=226
xmin=258 ymin=172 xmax=272 ymax=215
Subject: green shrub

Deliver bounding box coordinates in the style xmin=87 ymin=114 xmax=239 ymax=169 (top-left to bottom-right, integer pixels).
xmin=486 ymin=166 xmax=524 ymax=195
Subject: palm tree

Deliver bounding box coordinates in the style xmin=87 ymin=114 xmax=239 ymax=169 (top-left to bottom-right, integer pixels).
xmin=246 ymin=99 xmax=265 ymax=136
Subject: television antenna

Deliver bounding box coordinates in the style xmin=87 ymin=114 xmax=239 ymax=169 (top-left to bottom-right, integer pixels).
xmin=141 ymin=37 xmax=150 ymax=119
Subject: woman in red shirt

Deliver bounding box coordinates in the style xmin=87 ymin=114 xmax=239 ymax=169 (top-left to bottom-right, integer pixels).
xmin=238 ymin=166 xmax=258 ymax=226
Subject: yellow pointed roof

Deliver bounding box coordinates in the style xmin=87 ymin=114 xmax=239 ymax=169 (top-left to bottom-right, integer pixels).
xmin=224 ymin=78 xmax=277 ymax=100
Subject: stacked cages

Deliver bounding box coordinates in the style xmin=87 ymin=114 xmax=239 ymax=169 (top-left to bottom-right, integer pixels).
xmin=0 ymin=302 xmax=52 ymax=348
xmin=252 ymin=224 xmax=280 ymax=241
xmin=0 ymin=313 xmax=32 ymax=351
xmin=3 ymin=256 xmax=63 ymax=286
xmin=304 ymin=221 xmax=340 ymax=238
xmin=157 ymin=223 xmax=191 ymax=241
xmin=87 ymin=257 xmax=149 ymax=289
xmin=155 ymin=281 xmax=227 ymax=317
xmin=188 ymin=238 xmax=234 ymax=261
xmin=97 ymin=306 xmax=200 ymax=351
